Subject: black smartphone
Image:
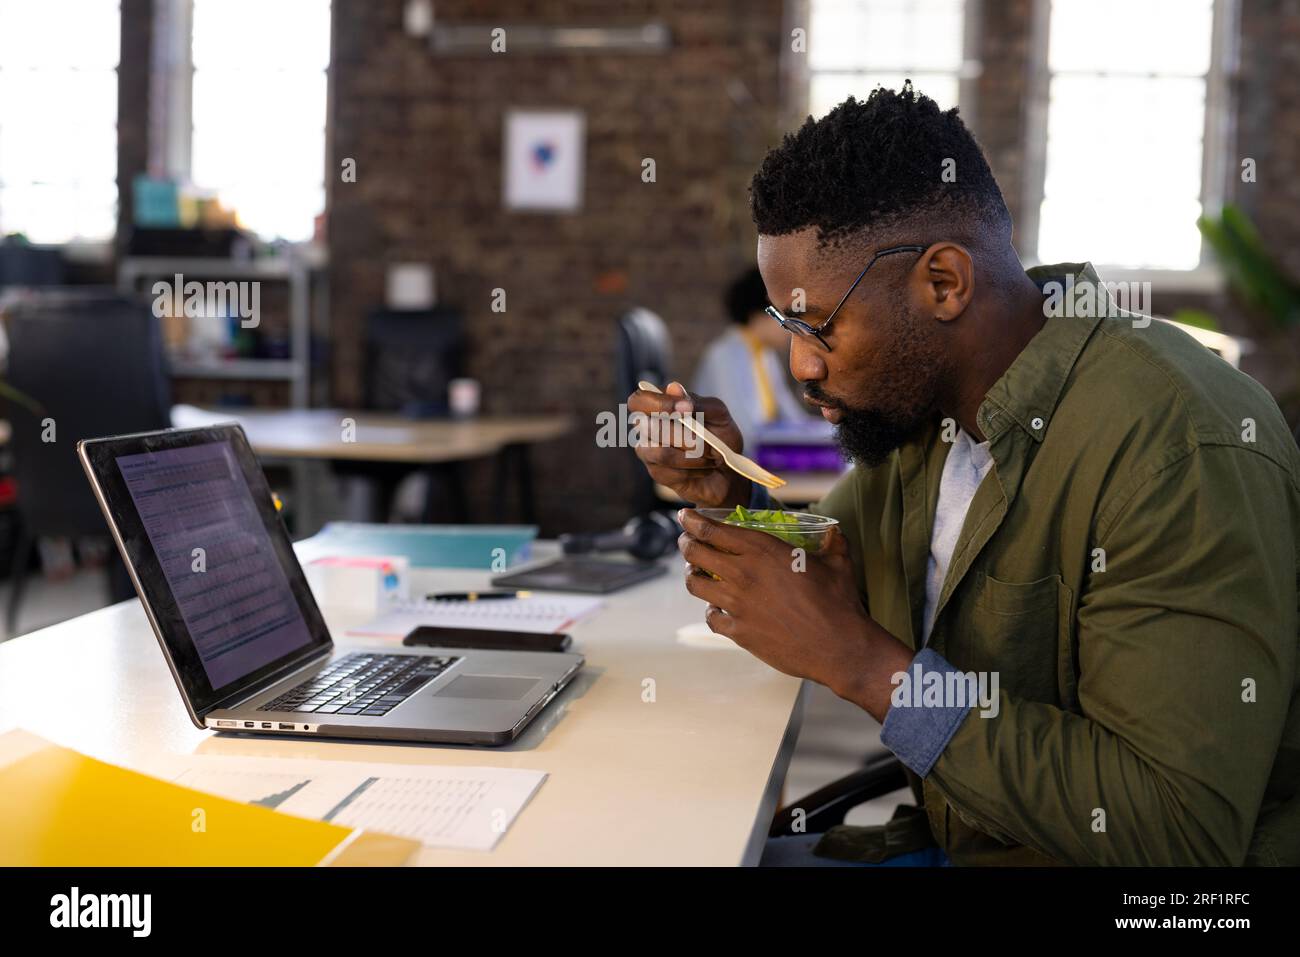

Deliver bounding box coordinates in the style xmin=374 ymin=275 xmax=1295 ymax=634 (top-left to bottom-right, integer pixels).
xmin=402 ymin=625 xmax=573 ymax=653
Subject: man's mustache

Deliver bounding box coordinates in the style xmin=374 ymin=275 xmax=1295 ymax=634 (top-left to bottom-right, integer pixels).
xmin=803 ymin=384 xmax=849 ymax=411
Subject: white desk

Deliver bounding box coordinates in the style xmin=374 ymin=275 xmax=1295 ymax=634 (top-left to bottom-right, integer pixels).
xmin=0 ymin=547 xmax=804 ymax=866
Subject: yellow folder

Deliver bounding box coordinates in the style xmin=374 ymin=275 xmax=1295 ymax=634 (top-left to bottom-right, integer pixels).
xmin=0 ymin=730 xmax=418 ymax=866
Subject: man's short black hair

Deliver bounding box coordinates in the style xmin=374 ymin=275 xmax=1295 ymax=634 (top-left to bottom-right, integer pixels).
xmin=725 ymin=267 xmax=769 ymax=325
xmin=749 ymin=82 xmax=1011 ymax=249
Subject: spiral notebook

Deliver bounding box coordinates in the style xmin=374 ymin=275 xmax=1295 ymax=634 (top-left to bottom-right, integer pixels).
xmin=346 ymin=594 xmax=603 ymax=640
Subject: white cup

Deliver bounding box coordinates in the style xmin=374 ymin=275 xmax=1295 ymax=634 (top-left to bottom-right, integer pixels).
xmin=449 ymin=378 xmax=481 ymax=418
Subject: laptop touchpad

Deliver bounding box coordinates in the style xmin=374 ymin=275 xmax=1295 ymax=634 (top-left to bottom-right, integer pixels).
xmin=433 ymin=675 xmax=539 ymax=700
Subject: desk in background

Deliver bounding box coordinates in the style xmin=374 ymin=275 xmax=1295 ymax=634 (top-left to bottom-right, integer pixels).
xmin=171 ymin=405 xmax=573 ymax=530
xmin=0 ymin=544 xmax=803 ymax=866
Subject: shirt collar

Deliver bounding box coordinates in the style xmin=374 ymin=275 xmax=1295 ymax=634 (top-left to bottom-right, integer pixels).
xmin=976 ymin=262 xmax=1106 ymax=443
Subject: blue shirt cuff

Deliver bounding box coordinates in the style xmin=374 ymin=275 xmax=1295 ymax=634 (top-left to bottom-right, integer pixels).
xmin=748 ymin=483 xmax=772 ymax=510
xmin=879 ymin=647 xmax=975 ymax=778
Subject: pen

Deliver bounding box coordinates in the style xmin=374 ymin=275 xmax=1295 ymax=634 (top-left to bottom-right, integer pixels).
xmin=427 ymin=590 xmax=533 ymax=601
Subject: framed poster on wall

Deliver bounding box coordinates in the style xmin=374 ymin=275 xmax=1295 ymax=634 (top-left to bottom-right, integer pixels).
xmin=503 ymin=109 xmax=585 ymax=212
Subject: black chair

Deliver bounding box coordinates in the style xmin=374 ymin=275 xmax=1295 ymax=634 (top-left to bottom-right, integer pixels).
xmin=615 ymin=307 xmax=672 ymax=399
xmin=769 ymin=748 xmax=911 ymax=837
xmin=3 ymin=290 xmax=172 ymax=633
xmin=615 ymin=307 xmax=673 ymax=517
xmin=332 ymin=307 xmax=470 ymax=524
xmin=335 ymin=308 xmax=467 ymax=522
xmin=363 ymin=307 xmax=465 ymax=417
xmin=0 ymin=243 xmax=64 ymax=290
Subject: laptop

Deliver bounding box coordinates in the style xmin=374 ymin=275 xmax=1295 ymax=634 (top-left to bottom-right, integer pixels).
xmin=78 ymin=424 xmax=584 ymax=746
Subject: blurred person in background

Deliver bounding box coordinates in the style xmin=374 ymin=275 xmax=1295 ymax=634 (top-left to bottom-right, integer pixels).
xmin=692 ymin=267 xmax=815 ymax=442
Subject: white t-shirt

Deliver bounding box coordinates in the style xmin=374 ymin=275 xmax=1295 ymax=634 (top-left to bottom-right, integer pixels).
xmin=921 ymin=428 xmax=995 ymax=644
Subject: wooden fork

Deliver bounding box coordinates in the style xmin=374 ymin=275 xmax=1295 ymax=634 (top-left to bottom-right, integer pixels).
xmin=637 ymin=381 xmax=787 ymax=490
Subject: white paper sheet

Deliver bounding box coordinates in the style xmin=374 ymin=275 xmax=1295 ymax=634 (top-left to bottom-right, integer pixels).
xmin=346 ymin=595 xmax=603 ymax=639
xmin=159 ymin=755 xmax=546 ymax=851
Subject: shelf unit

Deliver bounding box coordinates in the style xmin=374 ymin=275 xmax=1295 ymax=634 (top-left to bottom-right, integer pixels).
xmin=117 ymin=247 xmax=327 ymax=408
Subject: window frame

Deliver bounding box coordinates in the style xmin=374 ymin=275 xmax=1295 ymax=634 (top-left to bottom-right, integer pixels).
xmin=152 ymin=0 xmax=331 ymax=243
xmin=799 ymin=0 xmax=982 ymax=121
xmin=1019 ymin=0 xmax=1238 ymax=290
xmin=0 ymin=0 xmax=122 ymax=250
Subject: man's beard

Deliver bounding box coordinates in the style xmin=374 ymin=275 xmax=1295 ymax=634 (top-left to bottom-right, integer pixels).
xmin=805 ymin=383 xmax=930 ymax=468
xmin=833 ymin=403 xmax=927 ymax=468
xmin=803 ymin=299 xmax=944 ymax=468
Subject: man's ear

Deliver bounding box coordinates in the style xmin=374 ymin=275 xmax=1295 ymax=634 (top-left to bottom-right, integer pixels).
xmin=919 ymin=243 xmax=975 ymax=323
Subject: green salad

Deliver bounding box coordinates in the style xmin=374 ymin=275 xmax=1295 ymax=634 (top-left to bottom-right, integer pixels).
xmin=724 ymin=505 xmax=816 ymax=549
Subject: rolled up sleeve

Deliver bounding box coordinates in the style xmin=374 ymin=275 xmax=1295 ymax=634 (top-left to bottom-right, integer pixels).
xmin=880 ymin=647 xmax=974 ymax=776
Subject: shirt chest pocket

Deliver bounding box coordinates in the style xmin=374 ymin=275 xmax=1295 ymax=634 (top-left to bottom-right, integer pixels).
xmin=947 ymin=573 xmax=1077 ymax=708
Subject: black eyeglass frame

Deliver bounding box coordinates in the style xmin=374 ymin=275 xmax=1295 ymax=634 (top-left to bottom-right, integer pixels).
xmin=764 ymin=244 xmax=928 ymax=351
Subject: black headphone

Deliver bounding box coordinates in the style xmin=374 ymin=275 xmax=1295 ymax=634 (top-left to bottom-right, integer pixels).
xmin=558 ymin=511 xmax=680 ymax=562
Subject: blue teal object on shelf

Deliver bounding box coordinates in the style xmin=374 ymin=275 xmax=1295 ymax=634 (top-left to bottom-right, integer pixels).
xmin=133 ymin=175 xmax=180 ymax=227
xmin=299 ymin=523 xmax=537 ymax=569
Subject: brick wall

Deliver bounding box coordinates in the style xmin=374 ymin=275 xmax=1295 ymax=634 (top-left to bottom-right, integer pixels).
xmin=328 ymin=0 xmax=785 ymax=533
xmin=968 ymin=0 xmax=1038 ymax=239
xmin=1228 ymin=0 xmax=1300 ymax=415
xmin=1236 ymin=0 xmax=1300 ymax=280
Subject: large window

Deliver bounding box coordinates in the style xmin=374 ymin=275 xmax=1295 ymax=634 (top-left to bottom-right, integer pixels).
xmin=0 ymin=0 xmax=120 ymax=244
xmin=808 ymin=0 xmax=968 ymax=117
xmin=188 ymin=0 xmax=331 ymax=241
xmin=1032 ymin=0 xmax=1226 ymax=271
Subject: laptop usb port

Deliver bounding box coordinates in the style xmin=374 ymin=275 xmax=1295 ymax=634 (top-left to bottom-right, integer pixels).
xmin=279 ymin=723 xmax=294 ymax=731
xmin=244 ymin=721 xmax=255 ymax=728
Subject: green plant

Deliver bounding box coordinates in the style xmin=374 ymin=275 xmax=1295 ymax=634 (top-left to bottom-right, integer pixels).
xmin=1197 ymin=205 xmax=1300 ymax=329
xmin=1178 ymin=205 xmax=1300 ymax=427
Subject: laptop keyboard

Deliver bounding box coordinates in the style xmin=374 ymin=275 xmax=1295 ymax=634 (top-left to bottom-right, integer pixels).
xmin=258 ymin=652 xmax=459 ymax=717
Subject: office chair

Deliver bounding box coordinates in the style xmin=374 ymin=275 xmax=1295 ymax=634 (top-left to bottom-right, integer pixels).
xmin=769 ymin=748 xmax=911 ymax=836
xmin=615 ymin=307 xmax=672 ymax=399
xmin=0 ymin=243 xmax=65 ymax=289
xmin=616 ymin=307 xmax=673 ymax=517
xmin=364 ymin=307 xmax=465 ymax=417
xmin=333 ymin=307 xmax=470 ymax=523
xmin=3 ymin=290 xmax=172 ymax=633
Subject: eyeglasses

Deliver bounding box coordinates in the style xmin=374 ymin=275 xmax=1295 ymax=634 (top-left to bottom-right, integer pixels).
xmin=764 ymin=244 xmax=927 ymax=352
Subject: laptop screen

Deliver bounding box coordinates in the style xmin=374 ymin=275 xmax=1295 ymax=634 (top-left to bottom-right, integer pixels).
xmin=79 ymin=424 xmax=332 ymax=722
xmin=116 ymin=440 xmax=314 ymax=690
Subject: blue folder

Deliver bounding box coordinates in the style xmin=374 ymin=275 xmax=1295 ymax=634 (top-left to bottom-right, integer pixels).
xmin=298 ymin=523 xmax=537 ymax=570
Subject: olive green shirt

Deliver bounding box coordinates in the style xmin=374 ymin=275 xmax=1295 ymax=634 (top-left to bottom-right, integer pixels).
xmin=814 ymin=262 xmax=1300 ymax=866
